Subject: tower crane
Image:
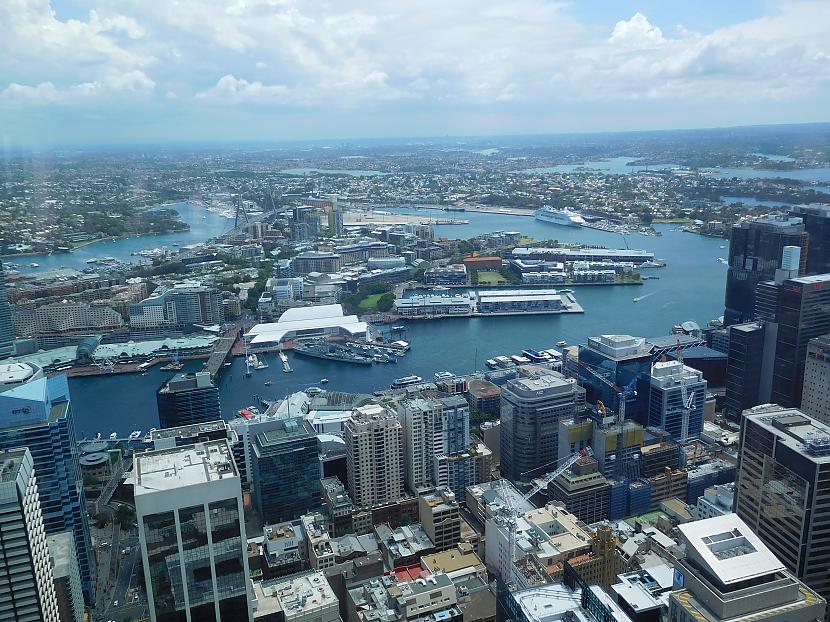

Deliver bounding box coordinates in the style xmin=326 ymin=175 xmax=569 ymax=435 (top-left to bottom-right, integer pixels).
xmin=521 ymin=447 xmax=594 ymax=501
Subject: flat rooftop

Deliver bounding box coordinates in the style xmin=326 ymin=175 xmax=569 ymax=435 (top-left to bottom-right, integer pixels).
xmin=678 ymin=513 xmax=784 ymax=585
xmin=134 ymin=440 xmax=237 ymax=494
xmin=0 ymin=448 xmax=27 ymax=483
xmin=745 ymin=406 xmax=830 ymax=463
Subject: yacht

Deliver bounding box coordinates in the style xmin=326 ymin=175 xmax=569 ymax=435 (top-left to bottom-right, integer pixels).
xmin=535 ymin=206 xmax=587 ymax=227
xmin=391 ymin=375 xmax=423 ymax=389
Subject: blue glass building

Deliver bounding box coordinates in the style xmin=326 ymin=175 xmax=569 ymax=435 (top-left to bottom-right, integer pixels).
xmin=250 ymin=417 xmax=320 ymax=523
xmin=0 ymin=375 xmax=96 ymax=601
xmin=156 ymin=371 xmax=221 ymax=429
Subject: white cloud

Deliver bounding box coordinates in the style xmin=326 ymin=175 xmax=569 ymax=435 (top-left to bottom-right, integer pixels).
xmin=609 ymin=13 xmax=665 ymax=48
xmin=0 ymin=70 xmax=155 ymax=106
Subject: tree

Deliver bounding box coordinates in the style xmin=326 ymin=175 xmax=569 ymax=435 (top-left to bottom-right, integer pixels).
xmin=116 ymin=504 xmax=136 ymax=524
xmin=95 ymin=513 xmax=110 ymax=529
xmin=377 ymin=292 xmax=395 ymax=312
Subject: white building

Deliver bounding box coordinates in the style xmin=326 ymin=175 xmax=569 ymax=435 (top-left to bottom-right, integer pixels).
xmin=0 ymin=362 xmax=43 ymax=393
xmin=134 ymin=440 xmax=253 ymax=622
xmin=245 ymin=304 xmax=368 ymax=347
xmin=344 ymin=404 xmax=404 ymax=508
xmin=46 ymin=532 xmax=84 ymax=622
xmin=252 ymin=571 xmax=340 ymax=622
xmin=694 ymin=483 xmax=735 ymax=520
xmin=648 ymin=360 xmax=707 ymax=442
xmin=802 ymin=335 xmax=830 ymax=425
xmin=0 ymin=447 xmax=59 ymax=622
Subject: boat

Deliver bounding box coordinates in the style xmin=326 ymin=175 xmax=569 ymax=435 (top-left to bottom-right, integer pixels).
xmin=109 ymin=432 xmax=118 ymax=440
xmin=293 ymin=342 xmax=373 ymax=365
xmin=432 ymin=286 xmax=450 ymax=292
xmin=306 ymin=387 xmax=323 ymax=396
xmin=264 ymin=380 xmax=272 ymax=386
xmin=391 ymin=375 xmax=423 ymax=389
xmin=160 ymin=362 xmax=184 ymax=371
xmin=128 ymin=430 xmax=141 ymax=440
xmin=534 ymin=206 xmax=587 ymax=227
xmin=485 ymin=358 xmax=499 ymax=369
xmin=434 ymin=371 xmax=455 ymax=380
xmin=320 ymin=378 xmax=329 ymax=384
xmin=719 ymin=245 xmax=726 ymax=249
xmin=556 ymin=340 xmax=568 ymax=347
xmin=29 ymin=262 xmax=39 ymax=268
xmin=717 ymin=258 xmax=728 ymax=264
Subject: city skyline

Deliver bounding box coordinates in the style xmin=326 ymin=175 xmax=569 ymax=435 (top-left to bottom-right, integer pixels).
xmin=2 ymin=0 xmax=830 ymax=145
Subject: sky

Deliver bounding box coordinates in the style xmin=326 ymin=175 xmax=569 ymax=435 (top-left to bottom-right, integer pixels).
xmin=1 ymin=0 xmax=829 ymax=145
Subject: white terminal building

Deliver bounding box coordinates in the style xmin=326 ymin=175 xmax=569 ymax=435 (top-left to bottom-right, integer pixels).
xmin=245 ymin=304 xmax=369 ymax=348
xmin=0 ymin=363 xmax=44 ymax=393
xmin=134 ymin=440 xmax=254 ymax=622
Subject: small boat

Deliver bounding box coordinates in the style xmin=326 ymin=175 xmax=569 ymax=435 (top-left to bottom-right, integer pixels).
xmin=306 ymin=387 xmax=323 ymax=396
xmin=264 ymin=380 xmax=272 ymax=386
xmin=556 ymin=340 xmax=568 ymax=347
xmin=109 ymin=432 xmax=118 ymax=440
xmin=719 ymin=245 xmax=726 ymax=249
xmin=128 ymin=430 xmax=142 ymax=440
xmin=29 ymin=262 xmax=39 ymax=268
xmin=320 ymin=378 xmax=329 ymax=384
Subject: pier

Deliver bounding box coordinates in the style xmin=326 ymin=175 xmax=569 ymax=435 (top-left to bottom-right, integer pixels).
xmin=203 ymin=335 xmax=236 ymax=381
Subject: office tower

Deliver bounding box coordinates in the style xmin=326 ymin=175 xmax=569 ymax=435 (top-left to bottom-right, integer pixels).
xmin=328 ymin=198 xmax=344 ymax=235
xmin=344 ymin=404 xmax=404 ymax=508
xmin=0 ymin=262 xmax=14 ymax=359
xmin=0 ymin=447 xmax=60 ymax=622
xmin=734 ymin=405 xmax=830 ymax=617
xmin=770 ymin=274 xmax=830 ymax=407
xmin=791 ymin=204 xmax=830 ymax=275
xmin=802 ymin=334 xmax=830 ymax=424
xmin=574 ymin=334 xmax=652 ymax=422
xmin=670 ymin=513 xmax=825 ymax=622
xmin=724 ymin=215 xmax=807 ymax=326
xmin=46 ymin=532 xmax=84 ymax=622
xmin=156 ymin=372 xmax=221 ymax=428
xmin=398 ymin=395 xmax=471 ymax=495
xmin=647 ymin=360 xmax=707 ymax=442
xmin=781 ymin=244 xmax=802 ymax=272
xmin=500 ymin=372 xmax=586 ymax=484
xmin=725 ymin=322 xmax=768 ymax=419
xmin=250 ymin=417 xmax=320 ymax=523
xmin=135 ymin=440 xmax=253 ymax=622
xmin=418 ymin=487 xmax=461 ymax=551
xmin=0 ymin=375 xmax=95 ymax=601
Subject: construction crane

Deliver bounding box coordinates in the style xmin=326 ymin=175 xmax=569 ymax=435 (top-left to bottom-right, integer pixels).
xmin=521 ymin=447 xmax=594 ymax=501
xmin=675 ymin=339 xmax=695 ymax=444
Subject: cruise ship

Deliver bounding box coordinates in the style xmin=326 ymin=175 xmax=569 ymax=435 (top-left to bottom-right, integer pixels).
xmin=534 ymin=206 xmax=587 ymax=227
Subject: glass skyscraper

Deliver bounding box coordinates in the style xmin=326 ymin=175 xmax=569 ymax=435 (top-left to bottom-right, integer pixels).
xmin=0 ymin=374 xmax=95 ymax=601
xmin=250 ymin=417 xmax=320 ymax=523
xmin=156 ymin=372 xmax=222 ymax=429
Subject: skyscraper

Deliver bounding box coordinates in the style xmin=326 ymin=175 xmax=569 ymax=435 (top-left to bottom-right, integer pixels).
xmin=344 ymin=404 xmax=404 ymax=508
xmin=500 ymin=372 xmax=586 ymax=484
xmin=724 ymin=321 xmax=771 ymax=420
xmin=724 ymin=215 xmax=807 ymax=326
xmin=156 ymin=372 xmax=222 ymax=429
xmin=790 ymin=204 xmax=830 ymax=275
xmin=647 ymin=360 xmax=707 ymax=442
xmin=0 ymin=375 xmax=95 ymax=600
xmin=250 ymin=417 xmax=320 ymax=523
xmin=734 ymin=405 xmax=830 ymax=618
xmin=801 ymin=334 xmax=830 ymax=424
xmin=0 ymin=447 xmax=60 ymax=622
xmin=769 ymin=274 xmax=830 ymax=407
xmin=0 ymin=261 xmax=15 ymax=359
xmin=135 ymin=440 xmax=253 ymax=622
xmin=46 ymin=532 xmax=84 ymax=622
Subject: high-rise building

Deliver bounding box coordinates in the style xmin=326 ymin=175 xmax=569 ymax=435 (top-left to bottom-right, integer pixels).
xmin=573 ymin=334 xmax=652 ymax=422
xmin=670 ymin=513 xmax=825 ymax=622
xmin=802 ymin=334 xmax=830 ymax=424
xmin=344 ymin=404 xmax=404 ymax=508
xmin=0 ymin=262 xmax=16 ymax=359
xmin=500 ymin=372 xmax=585 ymax=484
xmin=135 ymin=440 xmax=253 ymax=622
xmin=46 ymin=532 xmax=84 ymax=622
xmin=791 ymin=204 xmax=830 ymax=275
xmin=328 ymin=198 xmax=344 ymax=236
xmin=398 ymin=395 xmax=471 ymax=495
xmin=0 ymin=375 xmax=95 ymax=601
xmin=156 ymin=372 xmax=221 ymax=429
xmin=647 ymin=360 xmax=707 ymax=442
xmin=734 ymin=405 xmax=830 ymax=617
xmin=250 ymin=417 xmax=320 ymax=523
xmin=724 ymin=322 xmax=769 ymax=419
xmin=129 ymin=283 xmax=224 ymax=332
xmin=770 ymin=274 xmax=830 ymax=407
xmin=724 ymin=215 xmax=807 ymax=326
xmin=0 ymin=447 xmax=60 ymax=622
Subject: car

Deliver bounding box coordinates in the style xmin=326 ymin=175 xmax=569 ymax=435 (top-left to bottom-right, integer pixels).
xmin=113 ymin=600 xmax=119 ymax=606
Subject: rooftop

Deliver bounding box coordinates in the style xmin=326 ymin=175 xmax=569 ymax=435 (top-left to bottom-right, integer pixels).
xmin=0 ymin=448 xmax=27 ymax=484
xmin=134 ymin=440 xmax=238 ymax=494
xmin=255 ymin=571 xmax=338 ymax=619
xmin=149 ymin=419 xmax=228 ymax=440
xmin=745 ymin=405 xmax=830 ymax=463
xmin=158 ymin=371 xmax=215 ymax=394
xmin=46 ymin=532 xmax=76 ymax=579
xmin=678 ymin=513 xmax=784 ymax=585
xmin=0 ymin=362 xmax=41 ymax=386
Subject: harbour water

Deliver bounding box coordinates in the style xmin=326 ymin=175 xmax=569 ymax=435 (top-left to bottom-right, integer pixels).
xmin=69 ymin=208 xmax=729 ymax=437
xmin=12 ymin=202 xmax=234 ymax=274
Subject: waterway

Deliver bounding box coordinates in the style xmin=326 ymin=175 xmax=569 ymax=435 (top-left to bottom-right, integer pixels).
xmin=11 ymin=202 xmax=234 ymax=274
xmin=69 ymin=208 xmax=729 ymax=437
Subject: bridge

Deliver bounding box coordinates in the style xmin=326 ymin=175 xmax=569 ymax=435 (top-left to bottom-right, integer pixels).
xmin=203 ymin=335 xmax=237 ymax=381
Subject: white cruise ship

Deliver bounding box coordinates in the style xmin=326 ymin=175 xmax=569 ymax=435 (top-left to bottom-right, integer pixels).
xmin=534 ymin=206 xmax=587 ymax=227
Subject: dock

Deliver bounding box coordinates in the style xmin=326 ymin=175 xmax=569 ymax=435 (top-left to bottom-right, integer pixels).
xmin=203 ymin=335 xmax=236 ymax=381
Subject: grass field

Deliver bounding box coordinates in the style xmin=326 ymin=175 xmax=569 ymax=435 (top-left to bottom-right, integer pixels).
xmin=476 ymin=272 xmax=507 ymax=285
xmin=358 ymin=293 xmax=384 ymax=310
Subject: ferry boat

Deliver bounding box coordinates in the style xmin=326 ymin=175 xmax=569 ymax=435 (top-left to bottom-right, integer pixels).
xmin=556 ymin=340 xmax=568 ymax=347
xmin=434 ymin=371 xmax=455 ymax=380
xmin=391 ymin=375 xmax=423 ymax=389
xmin=534 ymin=206 xmax=587 ymax=227
xmin=320 ymin=378 xmax=329 ymax=384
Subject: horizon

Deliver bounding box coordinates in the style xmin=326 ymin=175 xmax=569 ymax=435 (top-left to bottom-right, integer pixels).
xmin=3 ymin=0 xmax=830 ymax=146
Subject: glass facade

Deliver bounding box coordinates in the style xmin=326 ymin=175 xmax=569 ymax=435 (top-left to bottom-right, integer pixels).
xmin=0 ymin=375 xmax=95 ymax=601
xmin=251 ymin=418 xmax=320 ymax=523
xmin=143 ymin=498 xmax=249 ymax=622
xmin=156 ymin=384 xmax=222 ymax=429
xmin=725 ymin=322 xmax=766 ymax=420
xmin=576 ymin=345 xmax=652 ymax=423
